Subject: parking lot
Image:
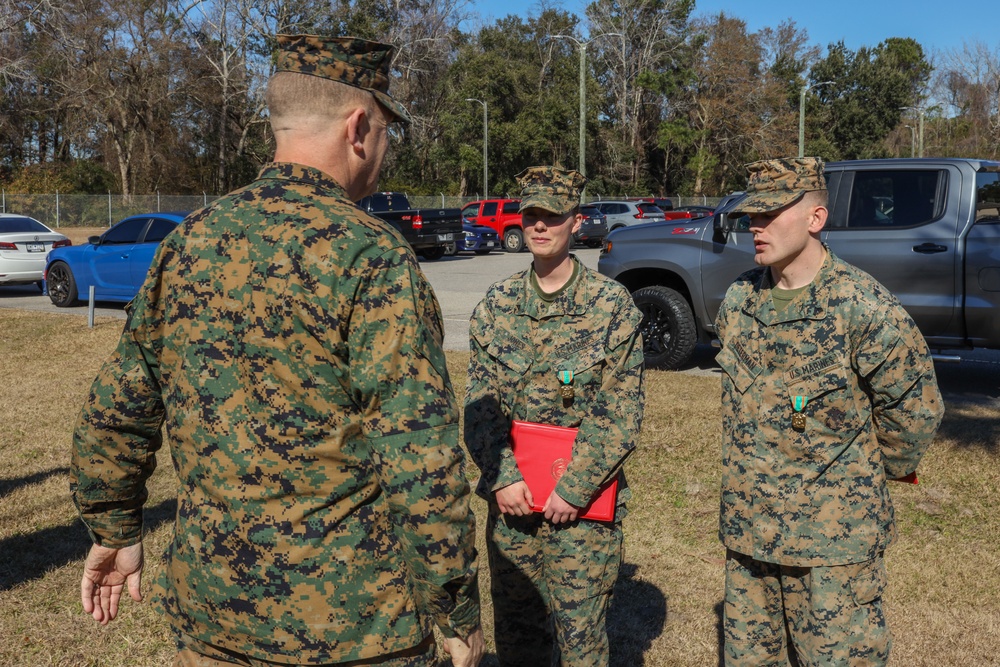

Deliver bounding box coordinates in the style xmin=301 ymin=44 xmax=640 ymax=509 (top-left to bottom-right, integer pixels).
xmin=0 ymin=247 xmax=604 ymax=352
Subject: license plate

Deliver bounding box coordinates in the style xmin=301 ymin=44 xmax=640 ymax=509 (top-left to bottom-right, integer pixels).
xmin=438 ymin=234 xmax=454 ymax=242
xmin=26 ymin=243 xmax=44 ymax=252
xmin=486 ymin=242 xmax=495 ymax=247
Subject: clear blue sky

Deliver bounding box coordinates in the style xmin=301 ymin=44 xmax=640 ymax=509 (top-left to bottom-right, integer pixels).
xmin=472 ymin=0 xmax=999 ymax=54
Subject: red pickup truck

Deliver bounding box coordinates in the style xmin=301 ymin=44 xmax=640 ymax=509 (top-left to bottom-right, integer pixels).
xmin=461 ymin=198 xmax=525 ymax=252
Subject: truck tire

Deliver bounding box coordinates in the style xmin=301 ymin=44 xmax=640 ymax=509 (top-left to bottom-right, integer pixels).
xmin=504 ymin=228 xmax=525 ymax=253
xmin=631 ymin=286 xmax=698 ymax=370
xmin=444 ymin=241 xmax=458 ymax=256
xmin=420 ymin=246 xmax=446 ymax=261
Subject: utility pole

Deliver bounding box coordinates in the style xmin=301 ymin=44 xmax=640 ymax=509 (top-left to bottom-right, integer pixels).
xmin=798 ymin=81 xmax=833 ymax=157
xmin=465 ymin=98 xmax=488 ymax=198
xmin=901 ymin=106 xmax=926 ymax=157
xmin=553 ymin=32 xmax=622 ymax=189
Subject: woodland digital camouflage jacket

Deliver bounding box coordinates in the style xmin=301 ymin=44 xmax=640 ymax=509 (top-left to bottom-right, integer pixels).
xmin=464 ymin=257 xmax=644 ymax=518
xmin=70 ymin=163 xmax=479 ymax=663
xmin=715 ymin=248 xmax=944 ymax=566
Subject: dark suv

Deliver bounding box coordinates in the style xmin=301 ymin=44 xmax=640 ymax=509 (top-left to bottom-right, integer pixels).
xmin=575 ymin=206 xmax=609 ymax=247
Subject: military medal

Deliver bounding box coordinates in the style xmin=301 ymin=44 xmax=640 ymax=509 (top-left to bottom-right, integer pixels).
xmin=791 ymin=395 xmax=808 ymax=431
xmin=558 ymin=370 xmax=574 ymax=400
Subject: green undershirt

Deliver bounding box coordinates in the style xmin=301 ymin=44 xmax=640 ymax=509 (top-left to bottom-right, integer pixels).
xmin=531 ymin=260 xmax=580 ymax=302
xmin=771 ymin=284 xmax=808 ymax=314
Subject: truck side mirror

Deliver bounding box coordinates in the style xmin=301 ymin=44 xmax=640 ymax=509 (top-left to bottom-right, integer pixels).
xmin=713 ymin=211 xmax=734 ymax=235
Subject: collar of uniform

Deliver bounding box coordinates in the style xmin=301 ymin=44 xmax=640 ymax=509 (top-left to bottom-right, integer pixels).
xmin=256 ymin=162 xmax=348 ymax=198
xmin=518 ymin=254 xmax=591 ymax=319
xmin=742 ymin=245 xmax=835 ymax=326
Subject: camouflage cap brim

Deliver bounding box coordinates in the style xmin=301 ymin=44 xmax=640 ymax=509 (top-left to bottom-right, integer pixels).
xmin=730 ymin=191 xmax=806 ymax=215
xmin=372 ymin=89 xmax=412 ymax=125
xmin=519 ymin=193 xmax=578 ymax=215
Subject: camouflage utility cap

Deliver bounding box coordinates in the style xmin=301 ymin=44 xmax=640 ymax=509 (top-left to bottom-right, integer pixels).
xmin=517 ymin=166 xmax=588 ymax=215
xmin=731 ymin=157 xmax=827 ymax=214
xmin=276 ymin=34 xmax=411 ymax=124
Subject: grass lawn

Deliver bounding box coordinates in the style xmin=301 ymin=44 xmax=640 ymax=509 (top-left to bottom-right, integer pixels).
xmin=0 ymin=311 xmax=997 ymax=666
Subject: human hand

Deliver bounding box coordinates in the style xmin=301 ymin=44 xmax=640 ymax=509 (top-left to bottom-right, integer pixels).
xmin=495 ymin=481 xmax=534 ymax=516
xmin=80 ymin=542 xmax=144 ymax=625
xmin=542 ymin=490 xmax=579 ymax=524
xmin=442 ymin=626 xmax=485 ymax=667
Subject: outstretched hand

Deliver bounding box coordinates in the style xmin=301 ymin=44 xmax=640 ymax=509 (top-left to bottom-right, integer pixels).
xmin=80 ymin=542 xmax=144 ymax=625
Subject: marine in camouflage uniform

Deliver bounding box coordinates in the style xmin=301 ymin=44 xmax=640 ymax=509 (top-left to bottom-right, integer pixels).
xmin=71 ymin=34 xmax=481 ymax=667
xmin=464 ymin=167 xmax=645 ymax=666
xmin=715 ymin=157 xmax=944 ymax=666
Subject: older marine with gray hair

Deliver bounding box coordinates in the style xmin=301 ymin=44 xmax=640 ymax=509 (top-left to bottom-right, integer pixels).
xmin=70 ymin=34 xmax=483 ymax=667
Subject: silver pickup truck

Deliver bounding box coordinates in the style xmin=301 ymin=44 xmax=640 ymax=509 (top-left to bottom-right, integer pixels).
xmin=598 ymin=157 xmax=1000 ymax=369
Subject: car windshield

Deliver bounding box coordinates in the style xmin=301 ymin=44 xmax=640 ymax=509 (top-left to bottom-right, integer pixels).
xmin=0 ymin=217 xmax=48 ymax=233
xmin=637 ymin=203 xmax=663 ymax=215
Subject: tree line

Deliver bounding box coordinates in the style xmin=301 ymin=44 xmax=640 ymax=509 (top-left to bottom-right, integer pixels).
xmin=2 ymin=0 xmax=998 ymax=200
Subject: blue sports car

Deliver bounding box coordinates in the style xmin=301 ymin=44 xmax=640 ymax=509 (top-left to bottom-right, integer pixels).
xmin=44 ymin=212 xmax=188 ymax=307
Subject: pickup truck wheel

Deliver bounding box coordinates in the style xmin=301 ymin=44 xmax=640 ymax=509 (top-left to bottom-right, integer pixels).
xmin=420 ymin=246 xmax=446 ymax=261
xmin=504 ymin=229 xmax=525 ymax=253
xmin=632 ymin=286 xmax=697 ymax=370
xmin=444 ymin=242 xmax=458 ymax=256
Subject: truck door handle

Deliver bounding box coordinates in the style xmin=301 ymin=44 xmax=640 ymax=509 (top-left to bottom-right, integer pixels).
xmin=912 ymin=243 xmax=947 ymax=254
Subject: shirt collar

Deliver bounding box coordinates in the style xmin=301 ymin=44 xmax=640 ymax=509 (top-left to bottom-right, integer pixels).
xmin=518 ymin=255 xmax=591 ymax=319
xmin=742 ymin=246 xmax=836 ymax=326
xmin=256 ymin=163 xmax=348 ymax=198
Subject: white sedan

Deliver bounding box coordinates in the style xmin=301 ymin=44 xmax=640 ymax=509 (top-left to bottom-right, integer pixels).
xmin=0 ymin=213 xmax=71 ymax=289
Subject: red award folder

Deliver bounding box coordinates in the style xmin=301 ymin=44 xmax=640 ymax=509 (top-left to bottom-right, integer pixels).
xmin=509 ymin=420 xmax=619 ymax=522
xmin=890 ymin=471 xmax=919 ymax=484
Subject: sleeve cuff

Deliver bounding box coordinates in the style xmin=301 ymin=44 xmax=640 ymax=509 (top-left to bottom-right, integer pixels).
xmin=554 ymin=473 xmax=599 ymax=509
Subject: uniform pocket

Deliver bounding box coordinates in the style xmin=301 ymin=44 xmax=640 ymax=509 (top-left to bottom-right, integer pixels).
xmin=717 ymin=345 xmax=758 ymax=395
xmin=784 ymin=362 xmax=862 ymax=434
xmin=850 ymin=558 xmax=888 ymax=606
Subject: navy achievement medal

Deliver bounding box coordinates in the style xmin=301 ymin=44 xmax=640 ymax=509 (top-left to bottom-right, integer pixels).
xmin=791 ymin=395 xmax=808 ymax=431
xmin=558 ymin=370 xmax=574 ymax=400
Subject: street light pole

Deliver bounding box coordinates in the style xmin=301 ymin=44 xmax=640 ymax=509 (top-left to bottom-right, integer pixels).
xmin=554 ymin=33 xmax=622 ymax=186
xmin=798 ymin=80 xmax=834 ymax=157
xmin=465 ymin=98 xmax=488 ymax=198
xmin=904 ymin=124 xmax=916 ymax=157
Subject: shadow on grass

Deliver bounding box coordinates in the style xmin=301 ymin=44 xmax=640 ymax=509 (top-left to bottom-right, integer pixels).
xmin=0 ymin=497 xmax=176 ymax=591
xmin=0 ymin=467 xmax=69 ymax=499
xmin=608 ymin=562 xmax=668 ymax=666
xmin=934 ymin=359 xmax=1000 ymax=455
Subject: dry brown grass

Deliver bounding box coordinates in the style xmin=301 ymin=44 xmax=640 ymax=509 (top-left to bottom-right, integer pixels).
xmin=1 ymin=313 xmax=998 ymax=666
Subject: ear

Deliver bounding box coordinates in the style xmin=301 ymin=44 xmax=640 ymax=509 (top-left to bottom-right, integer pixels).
xmin=344 ymin=107 xmax=369 ymax=153
xmin=571 ymin=212 xmax=584 ymax=233
xmin=808 ymin=205 xmax=828 ymax=234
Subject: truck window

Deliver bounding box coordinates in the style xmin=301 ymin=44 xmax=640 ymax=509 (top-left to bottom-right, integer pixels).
xmin=975 ymin=171 xmax=1000 ymax=223
xmin=502 ymin=201 xmax=521 ymax=214
xmin=481 ymin=202 xmax=498 ymax=216
xmin=462 ymin=204 xmax=478 ymax=219
xmin=844 ymin=170 xmax=945 ymax=229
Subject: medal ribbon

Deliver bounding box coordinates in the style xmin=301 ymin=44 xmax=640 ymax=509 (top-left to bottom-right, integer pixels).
xmin=792 ymin=395 xmax=809 ymax=413
xmin=559 ymin=370 xmax=574 ymax=386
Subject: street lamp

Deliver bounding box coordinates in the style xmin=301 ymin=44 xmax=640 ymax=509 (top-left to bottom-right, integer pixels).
xmin=798 ymin=80 xmax=833 ymax=157
xmin=904 ymin=124 xmax=916 ymax=157
xmin=553 ymin=32 xmax=623 ymax=185
xmin=465 ymin=98 xmax=488 ymax=198
xmin=900 ymin=106 xmax=925 ymax=157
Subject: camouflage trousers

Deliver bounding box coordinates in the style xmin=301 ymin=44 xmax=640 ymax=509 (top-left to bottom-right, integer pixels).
xmin=486 ymin=505 xmax=623 ymax=667
xmin=723 ymin=550 xmax=891 ymax=667
xmin=173 ymin=631 xmax=436 ymax=667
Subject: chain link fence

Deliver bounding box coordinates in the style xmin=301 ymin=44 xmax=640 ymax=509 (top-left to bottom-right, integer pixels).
xmin=3 ymin=192 xmax=725 ymax=227
xmin=0 ymin=192 xmax=220 ymax=228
